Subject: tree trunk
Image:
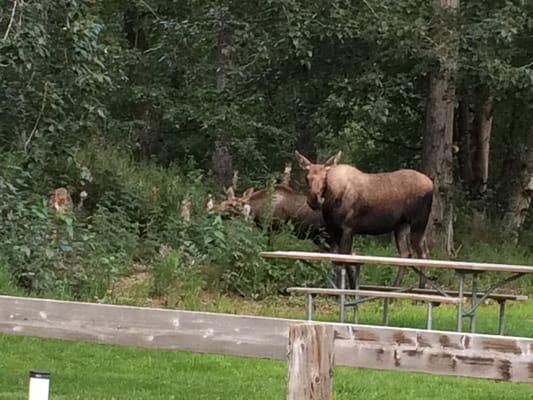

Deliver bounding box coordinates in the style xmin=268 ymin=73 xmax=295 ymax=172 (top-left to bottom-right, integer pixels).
xmin=124 ymin=7 xmax=159 ymax=159
xmin=456 ymin=95 xmax=473 ymax=183
xmin=494 ymin=100 xmax=520 ymax=193
xmin=502 ymin=130 xmax=533 ymax=242
xmin=421 ymin=0 xmax=459 ymax=254
xmin=211 ymin=11 xmax=234 ymax=187
xmin=471 ymin=94 xmax=493 ymax=195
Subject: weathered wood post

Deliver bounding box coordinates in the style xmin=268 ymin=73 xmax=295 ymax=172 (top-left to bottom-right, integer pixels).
xmin=286 ymin=324 xmax=335 ymax=400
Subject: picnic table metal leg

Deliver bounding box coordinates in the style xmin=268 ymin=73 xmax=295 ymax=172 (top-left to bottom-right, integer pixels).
xmin=426 ymin=302 xmax=433 ymax=330
xmin=498 ymin=301 xmax=506 ymax=335
xmin=409 ymin=267 xmax=450 ymax=297
xmin=470 ymin=272 xmax=478 ymax=333
xmin=353 ymin=265 xmax=361 ymax=324
xmin=456 ymin=271 xmax=465 ymax=332
xmin=383 ymin=298 xmax=389 ymax=325
xmin=339 ymin=267 xmax=346 ymax=323
xmin=306 ymin=293 xmax=313 ymax=321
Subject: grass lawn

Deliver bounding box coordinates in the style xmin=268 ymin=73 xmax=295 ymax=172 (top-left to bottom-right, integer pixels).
xmin=1 ymin=299 xmax=532 ymax=400
xmin=1 ymin=333 xmax=532 ymax=400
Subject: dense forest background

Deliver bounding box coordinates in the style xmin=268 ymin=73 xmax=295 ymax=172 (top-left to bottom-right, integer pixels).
xmin=1 ymin=0 xmax=532 ymax=301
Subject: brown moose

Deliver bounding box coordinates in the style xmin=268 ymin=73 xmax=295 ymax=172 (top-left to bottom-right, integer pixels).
xmin=215 ymin=184 xmax=330 ymax=248
xmin=295 ymin=150 xmax=434 ymax=289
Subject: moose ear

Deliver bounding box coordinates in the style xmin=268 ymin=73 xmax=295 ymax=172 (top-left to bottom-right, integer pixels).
xmin=295 ymin=151 xmax=312 ymax=170
xmin=224 ymin=186 xmax=235 ymax=200
xmin=324 ymin=151 xmax=342 ymax=168
xmin=242 ymin=187 xmax=255 ymax=200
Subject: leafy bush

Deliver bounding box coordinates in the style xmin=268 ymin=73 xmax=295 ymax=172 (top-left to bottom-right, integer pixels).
xmin=0 ymin=258 xmax=20 ymax=295
xmin=0 ymin=154 xmax=139 ymax=298
xmin=152 ymin=248 xmax=205 ymax=308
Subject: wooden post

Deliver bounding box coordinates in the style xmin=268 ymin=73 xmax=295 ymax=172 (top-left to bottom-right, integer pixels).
xmin=287 ymin=324 xmax=335 ymax=400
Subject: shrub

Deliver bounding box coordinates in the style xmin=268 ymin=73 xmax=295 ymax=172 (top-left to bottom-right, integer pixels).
xmin=152 ymin=248 xmax=205 ymax=308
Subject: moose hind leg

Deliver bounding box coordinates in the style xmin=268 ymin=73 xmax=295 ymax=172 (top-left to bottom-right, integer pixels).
xmin=392 ymin=223 xmax=412 ymax=287
xmin=411 ymin=229 xmax=429 ymax=289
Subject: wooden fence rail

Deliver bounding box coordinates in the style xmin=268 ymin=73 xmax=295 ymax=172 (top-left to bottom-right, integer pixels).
xmin=1 ymin=295 xmax=531 ymax=387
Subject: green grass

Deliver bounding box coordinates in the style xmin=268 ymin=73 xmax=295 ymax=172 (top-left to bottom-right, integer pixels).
xmin=304 ymin=300 xmax=533 ymax=337
xmin=1 ymin=333 xmax=532 ymax=400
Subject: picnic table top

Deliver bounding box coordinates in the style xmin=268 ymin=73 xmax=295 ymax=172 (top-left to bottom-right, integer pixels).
xmin=260 ymin=251 xmax=533 ymax=274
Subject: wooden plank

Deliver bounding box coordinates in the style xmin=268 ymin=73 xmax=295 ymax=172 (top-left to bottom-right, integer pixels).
xmin=0 ymin=295 xmax=292 ymax=360
xmin=0 ymin=295 xmax=531 ymax=383
xmin=287 ymin=287 xmax=465 ymax=304
xmin=358 ymin=285 xmax=528 ymax=302
xmin=333 ymin=325 xmax=533 ymax=383
xmin=287 ymin=324 xmax=334 ymax=400
xmin=260 ymin=251 xmax=533 ymax=274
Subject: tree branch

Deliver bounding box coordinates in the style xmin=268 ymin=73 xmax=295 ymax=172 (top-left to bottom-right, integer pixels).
xmin=3 ymin=0 xmax=18 ymax=41
xmin=24 ymin=82 xmax=48 ymax=153
xmin=361 ymin=0 xmax=379 ymax=19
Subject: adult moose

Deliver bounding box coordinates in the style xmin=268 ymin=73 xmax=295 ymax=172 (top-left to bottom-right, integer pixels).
xmin=295 ymin=151 xmax=434 ymax=289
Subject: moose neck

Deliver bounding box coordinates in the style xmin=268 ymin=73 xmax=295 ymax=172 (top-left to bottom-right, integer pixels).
xmin=325 ymin=164 xmax=364 ymax=191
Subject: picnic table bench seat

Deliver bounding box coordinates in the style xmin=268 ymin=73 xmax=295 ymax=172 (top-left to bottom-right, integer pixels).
xmin=358 ymin=285 xmax=528 ymax=302
xmin=287 ymin=286 xmax=466 ymax=330
xmin=358 ymin=285 xmax=527 ymax=334
xmin=288 ymin=285 xmax=527 ymax=333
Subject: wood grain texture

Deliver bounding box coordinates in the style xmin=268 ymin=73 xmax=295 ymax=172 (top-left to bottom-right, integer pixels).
xmin=0 ymin=295 xmax=531 ymax=383
xmin=287 ymin=287 xmax=465 ymax=304
xmin=333 ymin=325 xmax=533 ymax=383
xmin=0 ymin=295 xmax=293 ymax=360
xmin=260 ymin=251 xmax=533 ymax=274
xmin=287 ymin=324 xmax=334 ymax=400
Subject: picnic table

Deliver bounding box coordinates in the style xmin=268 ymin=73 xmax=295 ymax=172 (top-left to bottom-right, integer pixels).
xmin=260 ymin=251 xmax=532 ymax=335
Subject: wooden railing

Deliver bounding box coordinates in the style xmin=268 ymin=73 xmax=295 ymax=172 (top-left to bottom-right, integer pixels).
xmin=1 ymin=294 xmax=531 ymax=399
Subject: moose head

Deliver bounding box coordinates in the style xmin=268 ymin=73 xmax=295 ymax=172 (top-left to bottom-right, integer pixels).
xmin=295 ymin=150 xmax=342 ymax=210
xmin=215 ymin=187 xmax=255 ymax=217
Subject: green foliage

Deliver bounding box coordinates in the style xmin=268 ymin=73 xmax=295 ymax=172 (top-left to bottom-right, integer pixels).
xmin=0 ymin=259 xmax=20 ymax=296
xmin=155 ymin=213 xmax=330 ymax=299
xmin=152 ymin=248 xmax=205 ymax=308
xmin=0 ymin=156 xmax=133 ymax=298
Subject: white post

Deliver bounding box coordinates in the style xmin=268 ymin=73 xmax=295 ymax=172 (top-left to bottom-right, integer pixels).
xmin=28 ymin=370 xmax=50 ymax=400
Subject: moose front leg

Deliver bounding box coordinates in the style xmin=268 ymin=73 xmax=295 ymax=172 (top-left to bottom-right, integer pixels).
xmin=339 ymin=229 xmax=357 ymax=290
xmin=326 ymin=228 xmax=344 ymax=289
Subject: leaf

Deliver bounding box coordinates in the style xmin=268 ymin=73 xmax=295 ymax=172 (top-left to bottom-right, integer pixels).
xmin=46 ymin=248 xmax=56 ymax=259
xmin=66 ymin=224 xmax=74 ymax=239
xmin=59 ymin=242 xmax=73 ymax=253
xmin=19 ymin=246 xmax=31 ymax=258
xmin=213 ymin=231 xmax=225 ymax=241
